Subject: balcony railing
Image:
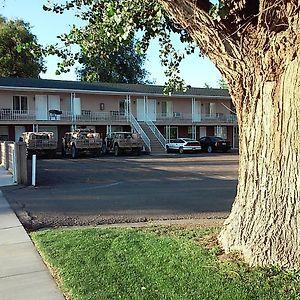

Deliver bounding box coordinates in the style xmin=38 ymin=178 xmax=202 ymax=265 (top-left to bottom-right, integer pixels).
xmin=0 ymin=109 xmax=237 ymax=124
xmin=156 ymin=112 xmax=192 ymax=123
xmin=0 ymin=110 xmax=128 ymax=122
xmin=0 ymin=109 xmax=36 ymax=120
xmin=200 ymin=114 xmax=237 ymax=123
xmin=71 ymin=111 xmax=127 ymax=122
xmin=156 ymin=112 xmax=237 ymax=124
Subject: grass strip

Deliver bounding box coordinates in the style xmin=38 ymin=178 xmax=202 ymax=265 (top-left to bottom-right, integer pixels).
xmin=31 ymin=226 xmax=300 ymax=300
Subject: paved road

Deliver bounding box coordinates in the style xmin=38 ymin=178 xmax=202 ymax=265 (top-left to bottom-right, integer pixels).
xmin=3 ymin=153 xmax=238 ymax=230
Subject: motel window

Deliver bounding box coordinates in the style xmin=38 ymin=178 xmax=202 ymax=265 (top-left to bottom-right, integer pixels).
xmin=215 ymin=126 xmax=227 ymax=139
xmin=165 ymin=126 xmax=178 ymax=140
xmin=203 ymin=103 xmax=216 ymax=117
xmin=119 ymin=100 xmax=125 ymax=115
xmin=188 ymin=127 xmax=193 ymax=139
xmin=162 ymin=101 xmax=167 ymax=116
xmin=161 ymin=101 xmax=173 ymax=117
xmin=13 ymin=96 xmax=28 ymax=112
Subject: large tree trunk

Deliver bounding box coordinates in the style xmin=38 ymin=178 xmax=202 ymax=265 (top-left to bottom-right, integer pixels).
xmin=159 ymin=0 xmax=300 ymax=268
xmin=219 ymin=54 xmax=300 ymax=267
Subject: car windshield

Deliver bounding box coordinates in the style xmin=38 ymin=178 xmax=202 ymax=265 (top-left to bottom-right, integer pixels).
xmin=210 ymin=136 xmax=224 ymax=141
xmin=185 ymin=141 xmax=200 ymax=146
xmin=124 ymin=133 xmax=133 ymax=138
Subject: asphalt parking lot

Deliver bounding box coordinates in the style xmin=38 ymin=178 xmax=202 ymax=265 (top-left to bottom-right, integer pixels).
xmin=2 ymin=153 xmax=238 ymax=230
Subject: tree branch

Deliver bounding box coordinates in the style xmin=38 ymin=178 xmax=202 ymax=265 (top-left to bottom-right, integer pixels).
xmin=159 ymin=0 xmax=244 ymax=91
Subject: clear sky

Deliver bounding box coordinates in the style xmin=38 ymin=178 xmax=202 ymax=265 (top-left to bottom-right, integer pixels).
xmin=0 ymin=0 xmax=222 ymax=88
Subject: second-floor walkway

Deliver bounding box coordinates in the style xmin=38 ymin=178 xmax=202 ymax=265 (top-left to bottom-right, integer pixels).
xmin=0 ymin=109 xmax=237 ymax=126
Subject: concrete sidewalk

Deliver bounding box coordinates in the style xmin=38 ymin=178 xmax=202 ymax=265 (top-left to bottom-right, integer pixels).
xmin=0 ymin=168 xmax=64 ymax=300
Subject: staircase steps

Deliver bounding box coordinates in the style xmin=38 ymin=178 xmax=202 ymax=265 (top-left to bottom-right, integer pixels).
xmin=139 ymin=122 xmax=166 ymax=155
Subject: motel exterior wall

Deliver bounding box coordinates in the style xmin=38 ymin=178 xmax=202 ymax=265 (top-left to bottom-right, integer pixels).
xmin=0 ymin=77 xmax=239 ymax=149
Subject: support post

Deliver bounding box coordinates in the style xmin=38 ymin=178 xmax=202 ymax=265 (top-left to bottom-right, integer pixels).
xmin=32 ymin=154 xmax=36 ymax=186
xmin=13 ymin=146 xmax=17 ymax=183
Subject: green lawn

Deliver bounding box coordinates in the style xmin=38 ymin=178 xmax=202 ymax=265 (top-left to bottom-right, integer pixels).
xmin=31 ymin=226 xmax=300 ymax=300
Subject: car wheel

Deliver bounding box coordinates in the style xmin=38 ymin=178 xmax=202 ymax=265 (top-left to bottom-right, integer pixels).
xmin=61 ymin=147 xmax=66 ymax=158
xmin=49 ymin=150 xmax=57 ymax=159
xmin=71 ymin=144 xmax=78 ymax=159
xmin=179 ymin=146 xmax=184 ymax=154
xmin=102 ymin=144 xmax=107 ymax=154
xmin=207 ymin=146 xmax=213 ymax=153
xmin=135 ymin=148 xmax=141 ymax=156
xmin=95 ymin=148 xmax=102 ymax=157
xmin=166 ymin=146 xmax=170 ymax=153
xmin=114 ymin=144 xmax=119 ymax=156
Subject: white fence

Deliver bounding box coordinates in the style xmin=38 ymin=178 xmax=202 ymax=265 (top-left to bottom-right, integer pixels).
xmin=0 ymin=141 xmax=27 ymax=184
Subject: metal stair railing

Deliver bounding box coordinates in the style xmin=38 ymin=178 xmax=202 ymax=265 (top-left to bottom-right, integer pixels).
xmin=129 ymin=113 xmax=151 ymax=152
xmin=144 ymin=115 xmax=166 ymax=149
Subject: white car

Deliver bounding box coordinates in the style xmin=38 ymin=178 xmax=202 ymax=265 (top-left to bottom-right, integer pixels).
xmin=165 ymin=138 xmax=202 ymax=154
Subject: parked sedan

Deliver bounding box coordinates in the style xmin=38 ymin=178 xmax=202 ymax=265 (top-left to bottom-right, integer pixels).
xmin=166 ymin=138 xmax=202 ymax=154
xmin=199 ymin=136 xmax=231 ymax=153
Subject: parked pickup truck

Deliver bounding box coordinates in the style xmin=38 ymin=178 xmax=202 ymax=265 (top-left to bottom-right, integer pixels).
xmin=103 ymin=132 xmax=143 ymax=156
xmin=61 ymin=129 xmax=102 ymax=159
xmin=21 ymin=131 xmax=57 ymax=158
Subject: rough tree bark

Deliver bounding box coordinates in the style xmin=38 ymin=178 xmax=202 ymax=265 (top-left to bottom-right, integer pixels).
xmin=219 ymin=55 xmax=300 ymax=267
xmin=159 ymin=0 xmax=300 ymax=267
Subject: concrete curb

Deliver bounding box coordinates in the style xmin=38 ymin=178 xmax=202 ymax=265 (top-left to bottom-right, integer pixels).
xmin=0 ymin=168 xmax=64 ymax=300
xmin=37 ymin=217 xmax=226 ymax=232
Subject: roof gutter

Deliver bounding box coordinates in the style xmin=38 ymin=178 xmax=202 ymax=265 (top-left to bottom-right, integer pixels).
xmin=0 ymin=85 xmax=231 ymax=100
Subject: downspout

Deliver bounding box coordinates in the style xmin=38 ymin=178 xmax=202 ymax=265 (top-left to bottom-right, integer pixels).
xmin=144 ymin=95 xmax=147 ymax=121
xmin=192 ymin=97 xmax=195 ymax=123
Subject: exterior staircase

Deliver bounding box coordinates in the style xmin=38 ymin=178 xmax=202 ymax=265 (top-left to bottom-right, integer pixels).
xmin=139 ymin=122 xmax=166 ymax=155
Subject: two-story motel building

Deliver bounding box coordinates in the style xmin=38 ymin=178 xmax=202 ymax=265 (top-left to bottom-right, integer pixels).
xmin=0 ymin=77 xmax=238 ymax=153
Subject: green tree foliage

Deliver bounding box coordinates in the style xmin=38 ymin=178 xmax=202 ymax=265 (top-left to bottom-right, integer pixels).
xmin=77 ymin=39 xmax=150 ymax=84
xmin=0 ymin=16 xmax=46 ymax=78
xmin=43 ymin=0 xmax=196 ymax=92
xmin=218 ymin=78 xmax=228 ymax=89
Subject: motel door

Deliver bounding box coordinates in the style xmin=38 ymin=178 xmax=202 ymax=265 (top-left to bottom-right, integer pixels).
xmin=147 ymin=99 xmax=156 ymax=122
xmin=192 ymin=101 xmax=201 ymax=122
xmin=137 ymin=99 xmax=145 ymax=121
xmin=199 ymin=127 xmax=206 ymax=139
xmin=35 ymin=95 xmax=48 ymax=120
xmin=72 ymin=97 xmax=81 ymax=115
xmin=137 ymin=99 xmax=156 ymax=121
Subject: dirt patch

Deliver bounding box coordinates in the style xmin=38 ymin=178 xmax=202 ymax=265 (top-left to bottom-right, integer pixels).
xmin=195 ymin=233 xmax=245 ymax=264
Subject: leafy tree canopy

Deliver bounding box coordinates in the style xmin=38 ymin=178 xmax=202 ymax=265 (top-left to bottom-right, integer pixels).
xmin=218 ymin=78 xmax=228 ymax=89
xmin=0 ymin=15 xmax=46 ymax=78
xmin=77 ymin=38 xmax=151 ymax=84
xmin=43 ymin=0 xmax=199 ymax=92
